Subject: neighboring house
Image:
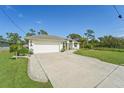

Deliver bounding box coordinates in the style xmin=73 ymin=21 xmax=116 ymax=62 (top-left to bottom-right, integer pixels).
xmin=0 ymin=40 xmax=9 ymax=47
xmin=26 ymin=35 xmax=80 ymax=54
xmin=0 ymin=40 xmax=9 ymax=51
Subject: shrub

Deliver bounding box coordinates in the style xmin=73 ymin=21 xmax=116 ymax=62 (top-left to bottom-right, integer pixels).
xmin=61 ymin=48 xmax=65 ymax=52
xmin=84 ymin=44 xmax=93 ymax=49
xmin=18 ymin=47 xmax=29 ymax=56
xmin=29 ymin=49 xmax=33 ymax=54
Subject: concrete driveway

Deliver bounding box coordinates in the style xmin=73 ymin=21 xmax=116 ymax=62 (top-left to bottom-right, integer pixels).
xmin=28 ymin=51 xmax=124 ymax=88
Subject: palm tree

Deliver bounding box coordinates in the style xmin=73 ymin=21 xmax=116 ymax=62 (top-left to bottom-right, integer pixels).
xmin=80 ymin=37 xmax=87 ymax=48
xmin=38 ymin=29 xmax=48 ymax=35
xmin=6 ymin=32 xmax=23 ymax=59
xmin=29 ymin=29 xmax=36 ymax=36
xmin=84 ymin=29 xmax=95 ymax=44
xmin=98 ymin=35 xmax=120 ymax=48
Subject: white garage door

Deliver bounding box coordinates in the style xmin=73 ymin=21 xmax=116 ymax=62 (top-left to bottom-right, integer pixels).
xmin=32 ymin=44 xmax=60 ymax=54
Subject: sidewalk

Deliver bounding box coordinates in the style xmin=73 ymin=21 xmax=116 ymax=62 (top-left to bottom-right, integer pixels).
xmin=28 ymin=55 xmax=48 ymax=82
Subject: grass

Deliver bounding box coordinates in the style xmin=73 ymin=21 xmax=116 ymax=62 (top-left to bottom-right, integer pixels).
xmin=0 ymin=51 xmax=53 ymax=88
xmin=93 ymin=47 xmax=124 ymax=52
xmin=74 ymin=49 xmax=124 ymax=65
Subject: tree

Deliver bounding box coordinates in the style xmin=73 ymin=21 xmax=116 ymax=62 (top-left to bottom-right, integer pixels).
xmin=6 ymin=32 xmax=23 ymax=59
xmin=0 ymin=35 xmax=4 ymax=47
xmin=80 ymin=37 xmax=87 ymax=48
xmin=0 ymin=35 xmax=8 ymax=41
xmin=25 ymin=29 xmax=36 ymax=44
xmin=89 ymin=39 xmax=99 ymax=48
xmin=0 ymin=35 xmax=5 ymax=42
xmin=6 ymin=32 xmax=22 ymax=44
xmin=67 ymin=33 xmax=82 ymax=41
xmin=0 ymin=35 xmax=3 ymax=40
xmin=98 ymin=35 xmax=124 ymax=48
xmin=30 ymin=29 xmax=36 ymax=36
xmin=26 ymin=29 xmax=36 ymax=37
xmin=38 ymin=29 xmax=48 ymax=35
xmin=84 ymin=29 xmax=95 ymax=44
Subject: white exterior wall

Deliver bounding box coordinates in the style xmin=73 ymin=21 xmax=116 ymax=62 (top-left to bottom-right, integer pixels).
xmin=76 ymin=43 xmax=80 ymax=49
xmin=73 ymin=43 xmax=80 ymax=49
xmin=72 ymin=41 xmax=80 ymax=50
xmin=59 ymin=44 xmax=63 ymax=51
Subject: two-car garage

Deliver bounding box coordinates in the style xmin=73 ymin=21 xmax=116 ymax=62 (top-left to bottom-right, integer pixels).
xmin=27 ymin=35 xmax=64 ymax=54
xmin=32 ymin=44 xmax=61 ymax=54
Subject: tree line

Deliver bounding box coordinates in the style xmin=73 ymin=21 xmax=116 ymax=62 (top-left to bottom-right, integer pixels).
xmin=67 ymin=29 xmax=124 ymax=49
xmin=0 ymin=28 xmax=124 ymax=58
xmin=0 ymin=29 xmax=48 ymax=58
xmin=26 ymin=29 xmax=48 ymax=37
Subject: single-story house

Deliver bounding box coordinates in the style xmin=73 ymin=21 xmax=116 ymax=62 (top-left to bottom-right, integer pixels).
xmin=26 ymin=35 xmax=80 ymax=54
xmin=0 ymin=40 xmax=9 ymax=47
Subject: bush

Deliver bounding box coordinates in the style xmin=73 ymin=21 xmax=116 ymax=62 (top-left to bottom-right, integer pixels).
xmin=61 ymin=48 xmax=65 ymax=52
xmin=84 ymin=44 xmax=93 ymax=49
xmin=9 ymin=44 xmax=18 ymax=53
xmin=29 ymin=49 xmax=33 ymax=54
xmin=18 ymin=47 xmax=29 ymax=56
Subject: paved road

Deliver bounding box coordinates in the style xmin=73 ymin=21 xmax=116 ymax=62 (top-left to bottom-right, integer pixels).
xmin=0 ymin=47 xmax=9 ymax=51
xmin=29 ymin=51 xmax=124 ymax=88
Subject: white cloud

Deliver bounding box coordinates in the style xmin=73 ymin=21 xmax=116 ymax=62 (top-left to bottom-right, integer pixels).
xmin=36 ymin=21 xmax=42 ymax=24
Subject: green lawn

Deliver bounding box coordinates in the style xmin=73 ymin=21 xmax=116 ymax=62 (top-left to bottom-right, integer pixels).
xmin=0 ymin=51 xmax=53 ymax=88
xmin=74 ymin=49 xmax=124 ymax=65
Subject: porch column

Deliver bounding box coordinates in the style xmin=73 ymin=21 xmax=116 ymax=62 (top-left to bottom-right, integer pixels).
xmin=59 ymin=42 xmax=63 ymax=52
xmin=77 ymin=43 xmax=80 ymax=49
xmin=67 ymin=40 xmax=69 ymax=50
xmin=72 ymin=41 xmax=75 ymax=49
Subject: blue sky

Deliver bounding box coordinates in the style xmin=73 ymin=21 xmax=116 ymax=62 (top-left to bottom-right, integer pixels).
xmin=0 ymin=5 xmax=124 ymax=38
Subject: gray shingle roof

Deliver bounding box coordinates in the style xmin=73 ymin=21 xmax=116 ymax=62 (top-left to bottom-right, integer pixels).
xmin=26 ymin=35 xmax=65 ymax=41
